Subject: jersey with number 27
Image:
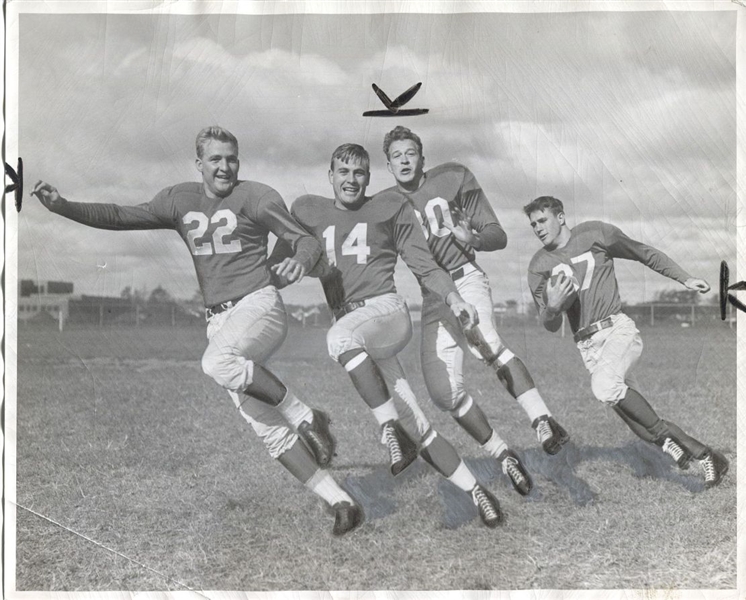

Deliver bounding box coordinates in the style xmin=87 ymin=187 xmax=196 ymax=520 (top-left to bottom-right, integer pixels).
xmin=527 ymin=221 xmax=691 ymax=332
xmin=288 ymin=191 xmax=456 ymax=310
xmin=50 ymin=181 xmax=319 ymax=307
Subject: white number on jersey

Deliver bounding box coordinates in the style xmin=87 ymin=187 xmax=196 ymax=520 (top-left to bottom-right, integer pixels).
xmin=183 ymin=210 xmax=243 ymax=256
xmin=418 ymin=197 xmax=456 ymax=239
xmin=551 ymin=251 xmax=596 ymax=291
xmin=322 ymin=223 xmax=371 ymax=265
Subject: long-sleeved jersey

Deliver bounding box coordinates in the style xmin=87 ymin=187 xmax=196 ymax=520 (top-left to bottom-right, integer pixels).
xmin=527 ymin=221 xmax=691 ymax=332
xmin=47 ymin=181 xmax=321 ymax=307
xmin=272 ymin=190 xmax=457 ymax=311
xmin=383 ymin=162 xmax=507 ymax=272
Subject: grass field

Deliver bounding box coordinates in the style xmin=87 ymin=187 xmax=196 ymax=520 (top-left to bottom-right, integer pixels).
xmin=12 ymin=321 xmax=736 ymax=591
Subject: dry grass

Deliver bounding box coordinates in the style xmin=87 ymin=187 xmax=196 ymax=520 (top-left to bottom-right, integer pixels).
xmin=13 ymin=322 xmax=736 ymax=591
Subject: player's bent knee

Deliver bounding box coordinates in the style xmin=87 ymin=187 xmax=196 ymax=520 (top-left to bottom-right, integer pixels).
xmin=201 ymin=349 xmax=255 ymax=392
xmin=326 ymin=327 xmax=357 ymax=363
xmin=446 ymin=393 xmax=472 ymax=416
xmin=591 ymin=374 xmax=627 ymax=406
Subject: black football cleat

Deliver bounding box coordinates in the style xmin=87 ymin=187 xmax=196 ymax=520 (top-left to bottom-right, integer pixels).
xmin=471 ymin=484 xmax=503 ymax=528
xmin=380 ymin=420 xmax=418 ymax=476
xmin=659 ymin=437 xmax=693 ymax=470
xmin=533 ymin=416 xmax=570 ymax=455
xmin=700 ymin=449 xmax=729 ymax=489
xmin=298 ymin=409 xmax=336 ymax=467
xmin=332 ymin=501 xmax=364 ymax=537
xmin=498 ymin=449 xmax=533 ymax=496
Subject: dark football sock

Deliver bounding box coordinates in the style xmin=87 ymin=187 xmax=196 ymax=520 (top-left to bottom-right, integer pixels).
xmin=338 ymin=349 xmax=390 ymax=409
xmin=612 ymin=404 xmax=658 ymax=443
xmin=419 ymin=431 xmax=461 ymax=478
xmin=495 ymin=356 xmax=535 ymax=398
xmin=615 ymin=388 xmax=668 ymax=441
xmin=277 ymin=438 xmax=319 ymax=484
xmin=243 ymin=365 xmax=287 ymax=406
xmin=453 ymin=400 xmax=493 ymax=445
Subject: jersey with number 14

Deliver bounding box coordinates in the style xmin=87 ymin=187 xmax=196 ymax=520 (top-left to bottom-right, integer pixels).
xmin=384 ymin=163 xmax=504 ymax=272
xmin=290 ymin=190 xmax=456 ymax=310
xmin=49 ymin=181 xmax=319 ymax=307
xmin=527 ymin=221 xmax=691 ymax=333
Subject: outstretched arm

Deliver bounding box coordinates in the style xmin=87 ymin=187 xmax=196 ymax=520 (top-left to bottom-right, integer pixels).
xmin=604 ymin=222 xmax=710 ymax=294
xmin=32 ymin=181 xmax=171 ymax=230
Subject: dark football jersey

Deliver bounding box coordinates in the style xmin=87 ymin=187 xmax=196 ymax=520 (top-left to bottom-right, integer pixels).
xmin=528 ymin=221 xmax=691 ymax=332
xmin=383 ymin=163 xmax=506 ymax=272
xmin=278 ymin=190 xmax=457 ymax=310
xmin=49 ymin=181 xmax=320 ymax=307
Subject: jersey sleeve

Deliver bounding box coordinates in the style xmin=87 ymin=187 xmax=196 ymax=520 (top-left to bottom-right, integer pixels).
xmin=458 ymin=167 xmax=507 ymax=251
xmin=527 ymin=264 xmax=549 ymax=315
xmin=46 ymin=187 xmax=177 ymax=231
xmin=394 ymin=202 xmax=457 ymax=301
xmin=601 ymin=222 xmax=691 ymax=284
xmin=255 ymin=190 xmax=322 ymax=273
xmin=268 ymin=203 xmax=332 ymax=283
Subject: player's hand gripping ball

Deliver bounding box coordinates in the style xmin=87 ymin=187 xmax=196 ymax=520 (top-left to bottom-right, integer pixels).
xmin=544 ymin=272 xmax=579 ymax=313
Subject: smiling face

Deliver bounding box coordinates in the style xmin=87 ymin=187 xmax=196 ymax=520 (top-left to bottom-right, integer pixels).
xmin=329 ymin=156 xmax=370 ymax=208
xmin=196 ymin=139 xmax=239 ymax=199
xmin=386 ymin=139 xmax=425 ymax=191
xmin=529 ymin=208 xmax=566 ymax=249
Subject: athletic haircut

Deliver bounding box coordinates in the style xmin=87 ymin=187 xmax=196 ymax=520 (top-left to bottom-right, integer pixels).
xmin=330 ymin=143 xmax=370 ymax=172
xmin=523 ymin=196 xmax=565 ymax=217
xmin=196 ymin=126 xmax=239 ymax=159
xmin=383 ymin=126 xmax=423 ymax=158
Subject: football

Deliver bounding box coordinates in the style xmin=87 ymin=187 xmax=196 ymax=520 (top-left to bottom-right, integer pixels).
xmin=544 ymin=272 xmax=579 ymax=312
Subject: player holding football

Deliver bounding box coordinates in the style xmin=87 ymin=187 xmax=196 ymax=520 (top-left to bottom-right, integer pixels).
xmin=32 ymin=126 xmax=364 ymax=536
xmin=272 ymin=143 xmax=505 ymax=527
xmin=524 ymin=195 xmax=728 ymax=488
xmin=381 ymin=126 xmax=568 ymax=482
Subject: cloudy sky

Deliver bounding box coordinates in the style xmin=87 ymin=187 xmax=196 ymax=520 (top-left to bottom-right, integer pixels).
xmin=16 ymin=8 xmax=736 ymax=308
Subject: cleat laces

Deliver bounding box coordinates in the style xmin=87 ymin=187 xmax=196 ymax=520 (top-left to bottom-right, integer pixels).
xmin=382 ymin=424 xmax=403 ymax=465
xmin=503 ymin=456 xmax=526 ymax=485
xmin=702 ymin=454 xmax=716 ymax=482
xmin=662 ymin=438 xmax=686 ymax=464
xmin=472 ymin=487 xmax=499 ymax=522
xmin=536 ymin=419 xmax=553 ymax=444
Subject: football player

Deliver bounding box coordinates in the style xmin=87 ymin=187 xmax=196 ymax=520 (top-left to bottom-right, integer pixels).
xmin=524 ymin=195 xmax=728 ymax=488
xmin=31 ymin=126 xmax=364 ymax=536
xmin=271 ymin=143 xmax=505 ymax=527
xmin=381 ymin=126 xmax=567 ymax=483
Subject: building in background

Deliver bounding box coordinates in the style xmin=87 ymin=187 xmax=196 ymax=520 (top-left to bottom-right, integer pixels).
xmin=18 ymin=280 xmax=74 ymax=324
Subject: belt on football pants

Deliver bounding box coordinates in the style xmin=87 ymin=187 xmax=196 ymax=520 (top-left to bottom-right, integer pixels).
xmin=333 ymin=300 xmax=367 ymax=321
xmin=449 ymin=262 xmax=479 ymax=281
xmin=205 ymin=295 xmax=247 ymax=320
xmin=573 ymin=316 xmax=615 ymax=343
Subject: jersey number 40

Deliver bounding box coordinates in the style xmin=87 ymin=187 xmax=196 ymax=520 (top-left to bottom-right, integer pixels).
xmin=322 ymin=223 xmax=371 ymax=265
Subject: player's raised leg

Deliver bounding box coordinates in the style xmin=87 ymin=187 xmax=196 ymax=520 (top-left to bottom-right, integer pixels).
xmin=585 ymin=315 xmax=728 ymax=487
xmin=232 ymin=396 xmax=362 ymax=536
xmin=327 ymin=296 xmax=419 ymax=476
xmin=421 ymin=306 xmax=532 ymax=496
xmin=376 ymin=356 xmax=507 ymax=522
xmin=458 ymin=271 xmax=569 ymax=455
xmin=201 ymin=288 xmax=335 ymax=466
